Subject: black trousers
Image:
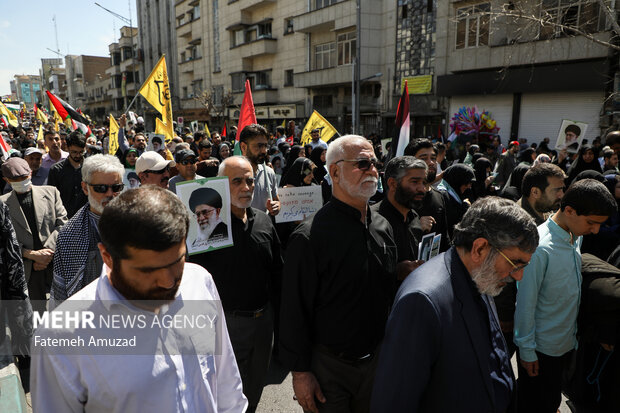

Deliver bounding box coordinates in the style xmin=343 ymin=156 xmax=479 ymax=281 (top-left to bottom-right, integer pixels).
xmin=225 ymin=306 xmax=273 ymax=413
xmin=310 ymin=346 xmax=379 ymax=413
xmin=517 ymin=350 xmax=573 ymax=413
xmin=27 ymin=268 xmax=51 ymax=315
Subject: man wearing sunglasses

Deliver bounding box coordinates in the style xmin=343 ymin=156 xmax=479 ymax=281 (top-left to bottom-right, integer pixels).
xmin=50 ymin=154 xmax=125 ymax=306
xmin=168 ymin=149 xmax=204 ymax=194
xmin=135 ymin=151 xmax=175 ymax=189
xmin=371 ymin=197 xmax=539 ymax=413
xmin=280 ymin=135 xmax=397 ymax=413
xmin=514 ymin=179 xmax=617 ymax=413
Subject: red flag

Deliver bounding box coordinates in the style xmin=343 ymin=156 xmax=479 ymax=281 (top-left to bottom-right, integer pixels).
xmin=0 ymin=133 xmax=10 ymax=160
xmin=234 ymin=80 xmax=256 ymax=156
xmin=221 ymin=121 xmax=227 ymax=140
xmin=392 ymin=80 xmax=410 ymax=157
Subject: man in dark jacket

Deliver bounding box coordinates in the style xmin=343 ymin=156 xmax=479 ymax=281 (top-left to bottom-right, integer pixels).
xmin=47 ymin=131 xmax=88 ymax=218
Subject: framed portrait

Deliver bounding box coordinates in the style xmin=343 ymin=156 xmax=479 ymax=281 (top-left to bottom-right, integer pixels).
xmin=177 ymin=176 xmax=233 ymax=255
xmin=554 ymin=120 xmax=588 ymax=153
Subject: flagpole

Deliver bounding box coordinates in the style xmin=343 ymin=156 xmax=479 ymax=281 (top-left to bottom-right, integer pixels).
xmin=124 ymin=94 xmax=140 ymax=115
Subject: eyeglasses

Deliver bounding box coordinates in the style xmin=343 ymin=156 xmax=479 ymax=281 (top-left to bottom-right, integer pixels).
xmin=88 ymin=183 xmax=124 ymax=193
xmin=494 ymin=247 xmax=529 ymax=275
xmin=335 ymin=158 xmax=378 ymax=171
xmin=144 ymin=167 xmax=169 ymax=175
xmin=179 ymin=159 xmax=197 ymax=165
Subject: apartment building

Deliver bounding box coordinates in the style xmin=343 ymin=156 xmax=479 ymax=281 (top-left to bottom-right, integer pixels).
xmin=435 ymin=0 xmax=616 ymax=144
xmin=11 ymin=75 xmax=42 ymax=108
xmin=105 ymin=26 xmax=142 ymax=113
xmin=173 ymin=0 xmax=397 ymax=135
xmin=65 ymin=55 xmax=110 ymax=111
xmin=136 ymin=0 xmax=180 ymax=112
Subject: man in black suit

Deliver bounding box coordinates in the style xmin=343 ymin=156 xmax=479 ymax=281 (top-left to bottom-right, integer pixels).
xmin=371 ymin=196 xmax=539 ymax=413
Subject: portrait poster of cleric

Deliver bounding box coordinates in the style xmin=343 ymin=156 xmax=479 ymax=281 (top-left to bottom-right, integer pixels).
xmin=177 ymin=176 xmax=233 ymax=254
xmin=554 ymin=119 xmax=588 ymax=153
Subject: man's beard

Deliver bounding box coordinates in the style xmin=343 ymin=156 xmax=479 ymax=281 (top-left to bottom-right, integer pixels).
xmin=471 ymin=250 xmax=514 ymax=297
xmin=196 ymin=215 xmax=221 ymax=241
xmin=394 ymin=182 xmax=424 ymax=209
xmin=534 ymin=197 xmax=560 ymax=213
xmin=340 ymin=171 xmax=377 ymax=200
xmin=426 ymin=166 xmax=437 ymax=182
xmin=248 ymin=151 xmax=267 ymax=164
xmin=109 ymin=260 xmax=180 ymax=309
xmin=70 ymin=154 xmax=83 ymax=164
xmin=88 ymin=189 xmax=114 ymax=215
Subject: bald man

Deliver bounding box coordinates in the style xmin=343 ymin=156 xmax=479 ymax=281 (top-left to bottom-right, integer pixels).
xmin=188 ymin=156 xmax=283 ymax=413
xmin=280 ymin=135 xmax=397 ymax=413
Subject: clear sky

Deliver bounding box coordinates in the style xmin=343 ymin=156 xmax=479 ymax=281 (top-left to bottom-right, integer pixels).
xmin=0 ymin=0 xmax=135 ymax=96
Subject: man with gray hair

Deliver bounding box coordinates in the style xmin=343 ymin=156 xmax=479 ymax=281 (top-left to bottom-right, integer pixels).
xmin=371 ymin=196 xmax=539 ymax=413
xmin=280 ymin=135 xmax=397 ymax=413
xmin=372 ymin=156 xmax=427 ymax=281
xmin=50 ymin=154 xmax=125 ymax=305
xmin=189 ymin=156 xmax=282 ymax=412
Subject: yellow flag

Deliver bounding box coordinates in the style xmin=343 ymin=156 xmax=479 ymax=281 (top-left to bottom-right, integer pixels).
xmin=281 ymin=119 xmax=286 ymax=128
xmin=204 ymin=122 xmax=211 ymax=139
xmin=49 ymin=104 xmax=61 ymax=131
xmin=300 ymin=110 xmax=339 ymax=145
xmin=37 ymin=125 xmax=44 ymax=142
xmin=139 ymin=55 xmax=173 ymax=142
xmin=109 ymin=114 xmax=119 ymax=155
xmin=155 ymin=117 xmax=167 ymax=135
xmin=36 ymin=108 xmax=48 ymax=123
xmin=0 ymin=101 xmax=18 ymax=127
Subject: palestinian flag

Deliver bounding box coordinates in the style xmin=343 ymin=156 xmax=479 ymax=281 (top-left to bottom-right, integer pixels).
xmin=45 ymin=90 xmax=91 ymax=136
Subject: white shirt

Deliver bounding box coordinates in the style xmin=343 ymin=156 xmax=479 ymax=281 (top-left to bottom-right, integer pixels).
xmin=31 ymin=263 xmax=247 ymax=413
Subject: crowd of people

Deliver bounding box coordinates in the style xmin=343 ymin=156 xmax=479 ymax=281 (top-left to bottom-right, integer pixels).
xmin=0 ymin=115 xmax=619 ymax=413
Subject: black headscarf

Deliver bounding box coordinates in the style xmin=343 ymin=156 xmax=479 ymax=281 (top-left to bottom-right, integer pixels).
xmin=280 ymin=158 xmax=316 ymax=187
xmin=567 ymin=146 xmax=603 ymax=184
xmin=282 ymin=145 xmax=304 ymax=177
xmin=309 ymin=146 xmax=327 ymax=184
xmin=443 ymin=164 xmax=475 ymax=197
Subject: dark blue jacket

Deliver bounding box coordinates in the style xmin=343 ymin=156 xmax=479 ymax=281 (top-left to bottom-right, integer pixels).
xmin=371 ymin=248 xmax=516 ymax=413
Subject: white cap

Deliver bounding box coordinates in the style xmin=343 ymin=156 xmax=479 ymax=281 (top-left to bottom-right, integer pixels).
xmin=24 ymin=147 xmax=44 ymax=157
xmin=135 ymin=151 xmax=176 ymax=174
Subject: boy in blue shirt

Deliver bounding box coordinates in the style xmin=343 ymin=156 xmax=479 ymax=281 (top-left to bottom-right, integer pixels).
xmin=514 ymin=178 xmax=617 ymax=413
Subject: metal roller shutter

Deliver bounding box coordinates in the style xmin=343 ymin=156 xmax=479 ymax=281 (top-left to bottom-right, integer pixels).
xmin=518 ymin=92 xmax=604 ymax=146
xmin=448 ymin=94 xmax=513 ymax=142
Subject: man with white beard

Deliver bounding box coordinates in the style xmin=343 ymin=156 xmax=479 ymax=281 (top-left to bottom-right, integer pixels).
xmin=280 ymin=135 xmax=397 ymax=413
xmin=50 ymin=154 xmax=125 ymax=306
xmin=189 ymin=187 xmax=228 ymax=246
xmin=370 ymin=197 xmax=539 ymax=413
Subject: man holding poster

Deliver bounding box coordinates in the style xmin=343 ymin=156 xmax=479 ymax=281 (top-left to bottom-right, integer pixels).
xmin=188 ymin=156 xmax=282 ymax=413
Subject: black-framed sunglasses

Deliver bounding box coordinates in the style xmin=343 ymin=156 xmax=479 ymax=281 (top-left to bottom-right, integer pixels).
xmin=88 ymin=183 xmax=124 ymax=193
xmin=144 ymin=167 xmax=169 ymax=175
xmin=179 ymin=159 xmax=197 ymax=165
xmin=335 ymin=158 xmax=378 ymax=171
